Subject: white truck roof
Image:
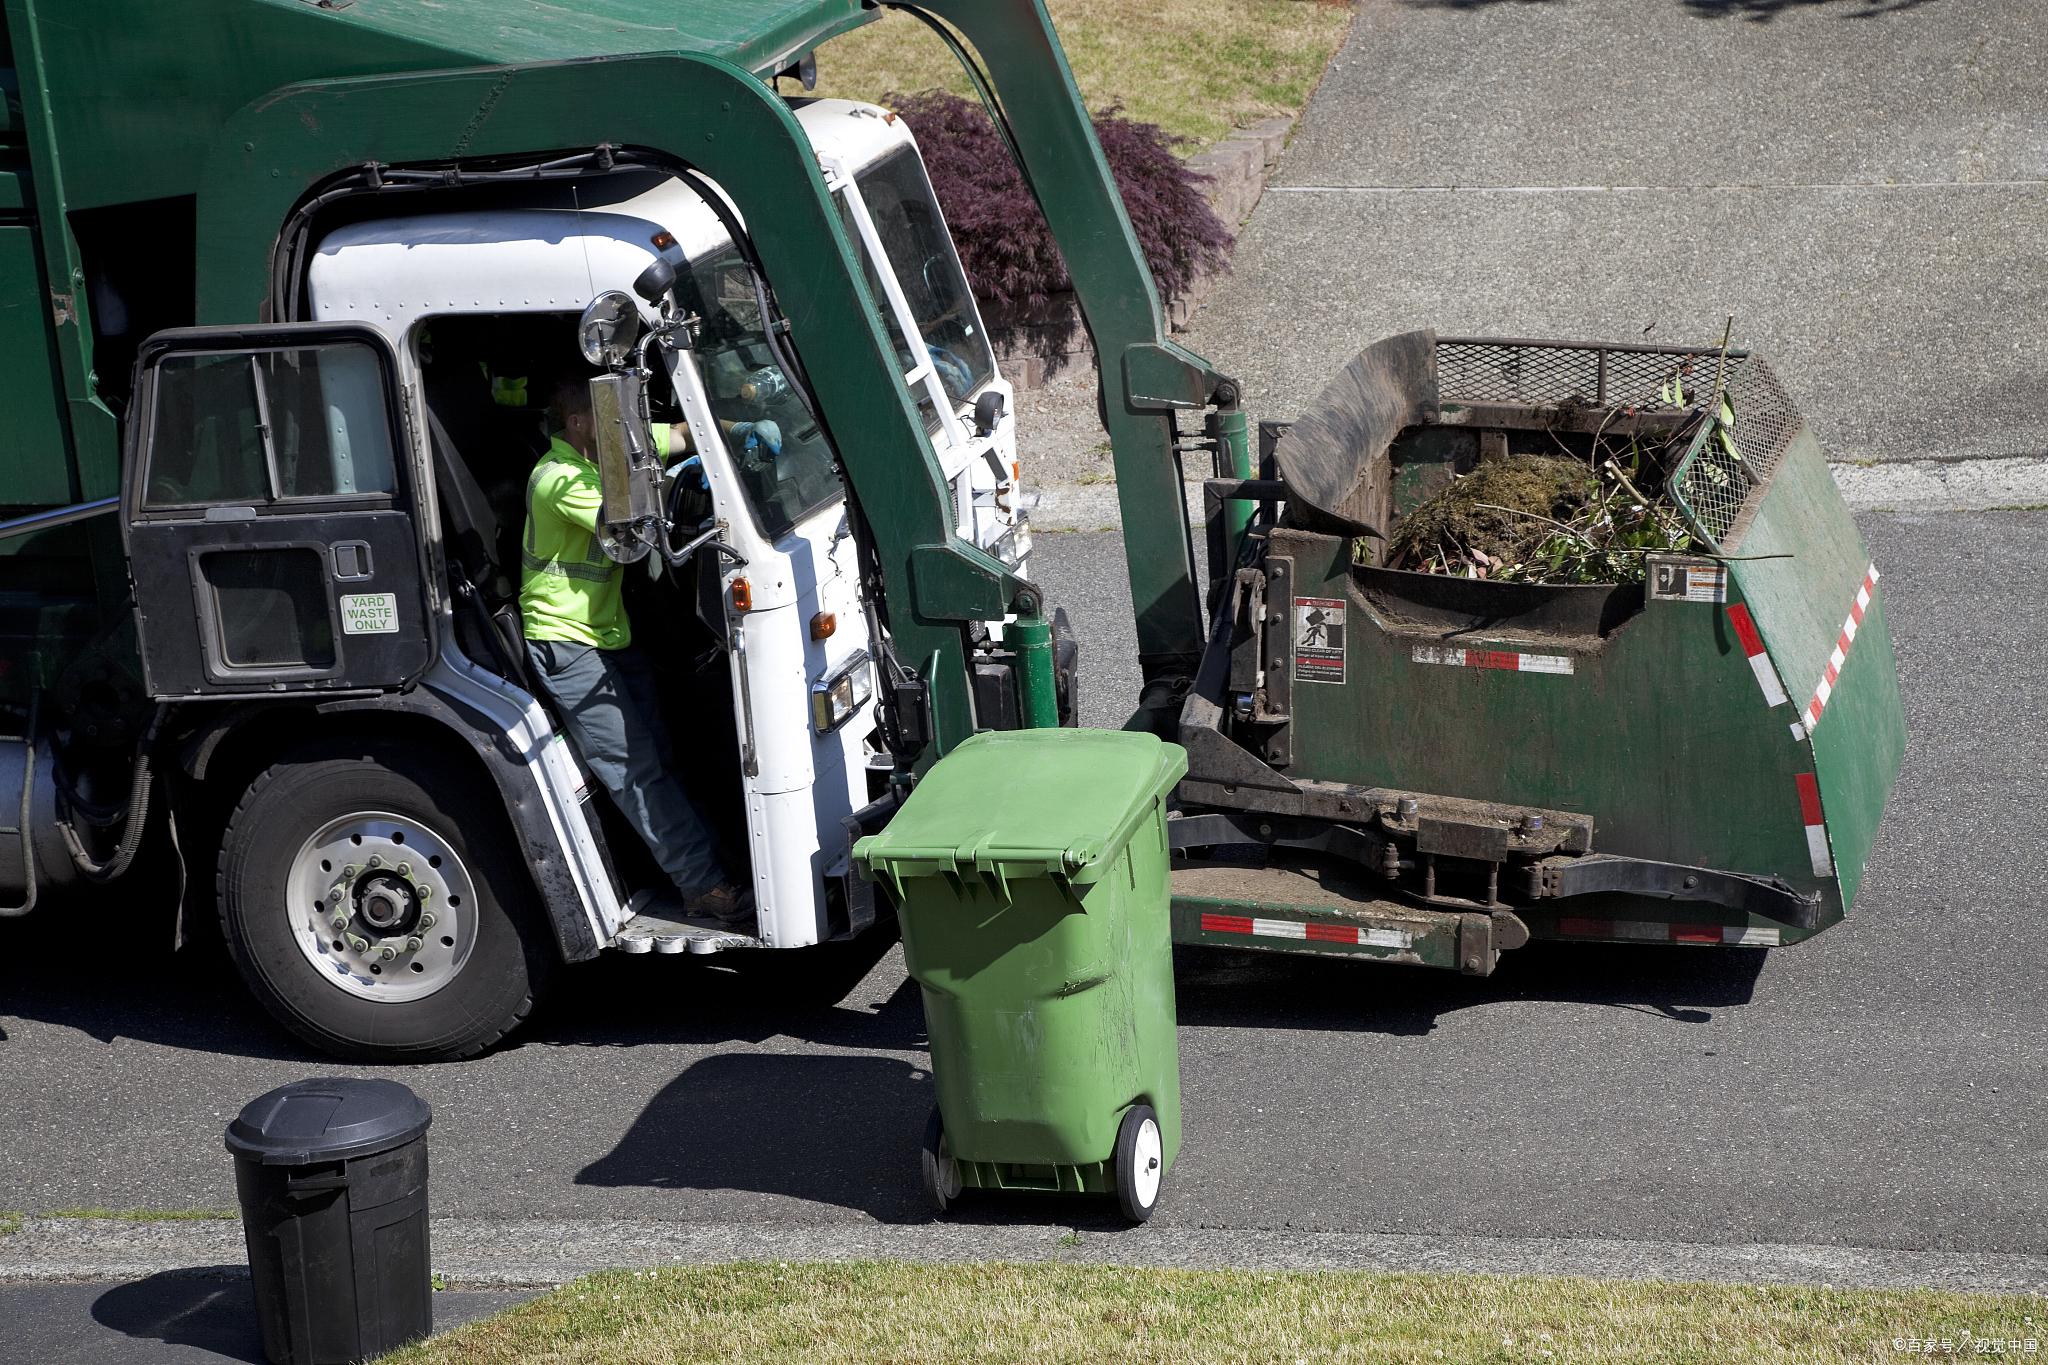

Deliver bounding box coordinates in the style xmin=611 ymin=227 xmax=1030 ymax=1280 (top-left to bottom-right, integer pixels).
xmin=307 ymin=99 xmax=918 ymax=337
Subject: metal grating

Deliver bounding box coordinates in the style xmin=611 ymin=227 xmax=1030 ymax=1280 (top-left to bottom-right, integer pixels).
xmin=1436 ymin=338 xmax=1729 ymax=410
xmin=1668 ymin=354 xmax=1801 ymax=548
xmin=1433 ymin=338 xmax=1805 ymax=551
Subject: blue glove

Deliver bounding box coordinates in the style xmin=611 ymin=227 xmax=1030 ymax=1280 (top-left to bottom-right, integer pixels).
xmin=667 ymin=456 xmax=707 ymax=491
xmin=928 ymin=345 xmax=973 ymax=397
xmin=729 ymin=419 xmax=783 ymax=456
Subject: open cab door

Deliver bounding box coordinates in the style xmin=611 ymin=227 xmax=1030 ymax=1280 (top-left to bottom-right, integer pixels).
xmin=121 ymin=324 xmax=435 ymax=698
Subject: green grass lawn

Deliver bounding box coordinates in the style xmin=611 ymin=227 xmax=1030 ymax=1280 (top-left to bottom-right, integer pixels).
xmin=809 ymin=0 xmax=1355 ymax=148
xmin=383 ymin=1261 xmax=2047 ymax=1364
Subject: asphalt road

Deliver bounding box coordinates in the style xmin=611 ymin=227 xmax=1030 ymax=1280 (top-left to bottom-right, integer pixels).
xmin=2 ymin=510 xmax=2044 ymax=1264
xmin=1179 ymin=0 xmax=2047 ymax=468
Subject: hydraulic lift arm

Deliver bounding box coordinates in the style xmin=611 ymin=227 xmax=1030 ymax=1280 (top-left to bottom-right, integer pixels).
xmin=896 ymin=0 xmax=1227 ymax=710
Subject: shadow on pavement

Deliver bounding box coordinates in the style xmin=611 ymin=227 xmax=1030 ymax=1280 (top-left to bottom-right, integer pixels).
xmin=1175 ymin=939 xmax=1769 ymax=1037
xmin=82 ymin=1272 xmax=533 ymax=1363
xmin=0 ymin=895 xmax=314 ymax=1064
xmin=90 ymin=1271 xmax=265 ymax=1363
xmin=577 ymin=1052 xmax=934 ymax=1221
xmin=0 ymin=890 xmax=920 ymax=1061
xmin=522 ymin=925 xmax=927 ymax=1054
xmin=8 ymin=869 xmax=1768 ymax=1056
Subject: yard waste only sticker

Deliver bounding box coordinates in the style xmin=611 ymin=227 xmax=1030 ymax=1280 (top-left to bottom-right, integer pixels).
xmin=339 ymin=592 xmax=399 ymax=635
xmin=1293 ymin=596 xmax=1346 ymax=684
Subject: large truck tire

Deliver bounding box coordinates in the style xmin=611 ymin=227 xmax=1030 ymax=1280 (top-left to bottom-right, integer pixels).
xmin=217 ymin=741 xmax=554 ymax=1062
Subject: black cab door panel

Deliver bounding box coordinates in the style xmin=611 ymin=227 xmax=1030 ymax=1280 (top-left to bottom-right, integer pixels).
xmin=123 ymin=325 xmax=434 ymax=698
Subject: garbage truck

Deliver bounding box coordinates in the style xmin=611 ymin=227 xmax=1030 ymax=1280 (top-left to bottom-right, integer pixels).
xmin=0 ymin=0 xmax=1905 ymax=1061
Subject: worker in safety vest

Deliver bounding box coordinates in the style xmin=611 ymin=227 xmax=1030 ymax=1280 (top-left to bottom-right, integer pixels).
xmin=518 ymin=378 xmax=777 ymax=925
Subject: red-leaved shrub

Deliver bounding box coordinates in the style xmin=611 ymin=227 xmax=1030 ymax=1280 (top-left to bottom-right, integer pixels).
xmin=889 ymin=91 xmax=1231 ymax=359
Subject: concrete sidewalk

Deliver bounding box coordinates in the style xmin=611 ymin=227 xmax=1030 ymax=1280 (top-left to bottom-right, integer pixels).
xmin=8 ymin=1215 xmax=2048 ymax=1295
xmin=1025 ymin=0 xmax=2047 ymax=518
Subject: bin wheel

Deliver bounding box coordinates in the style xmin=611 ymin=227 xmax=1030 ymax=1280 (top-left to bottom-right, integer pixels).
xmin=921 ymin=1107 xmax=963 ymax=1215
xmin=1114 ymin=1104 xmax=1164 ymax=1223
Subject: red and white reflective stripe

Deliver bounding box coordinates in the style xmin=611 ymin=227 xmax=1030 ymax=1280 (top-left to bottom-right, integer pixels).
xmin=1802 ymin=564 xmax=1880 ymax=734
xmin=1412 ymin=645 xmax=1573 ymax=675
xmin=1199 ymin=911 xmax=1413 ymax=951
xmin=1795 ymin=771 xmax=1834 ymax=878
xmin=1555 ymin=916 xmax=1781 ymax=946
xmin=1724 ymin=602 xmax=1790 ymax=708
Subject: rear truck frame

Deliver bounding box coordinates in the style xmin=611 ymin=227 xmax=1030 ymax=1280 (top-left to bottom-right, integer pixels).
xmin=0 ymin=0 xmax=1905 ymax=1062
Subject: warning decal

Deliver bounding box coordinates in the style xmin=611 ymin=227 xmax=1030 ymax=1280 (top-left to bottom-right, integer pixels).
xmin=1293 ymin=596 xmax=1346 ymax=684
xmin=1648 ymin=559 xmax=1727 ymax=604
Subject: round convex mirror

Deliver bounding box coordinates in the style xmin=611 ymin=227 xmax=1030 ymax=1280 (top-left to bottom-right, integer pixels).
xmin=577 ymin=291 xmax=641 ymax=367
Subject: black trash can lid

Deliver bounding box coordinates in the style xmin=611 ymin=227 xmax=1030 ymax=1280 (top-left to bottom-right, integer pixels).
xmin=225 ymin=1078 xmax=432 ymax=1166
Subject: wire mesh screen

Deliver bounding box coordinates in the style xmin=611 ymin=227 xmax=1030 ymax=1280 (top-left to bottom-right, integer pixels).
xmin=1436 ymin=339 xmax=1727 ymax=410
xmin=1668 ymin=354 xmax=1801 ymax=547
xmin=1433 ymin=339 xmax=1803 ymax=550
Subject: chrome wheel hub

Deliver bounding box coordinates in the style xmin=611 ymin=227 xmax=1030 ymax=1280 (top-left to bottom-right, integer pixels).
xmin=287 ymin=811 xmax=476 ymax=1003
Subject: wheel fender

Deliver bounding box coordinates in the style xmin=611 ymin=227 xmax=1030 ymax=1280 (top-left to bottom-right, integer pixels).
xmin=179 ymin=693 xmax=604 ymax=963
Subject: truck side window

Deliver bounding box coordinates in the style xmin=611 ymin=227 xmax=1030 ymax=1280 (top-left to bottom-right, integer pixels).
xmin=146 ymin=343 xmax=398 ymax=508
xmin=837 ymin=195 xmax=942 ymax=437
xmin=854 ymin=145 xmax=995 ymax=405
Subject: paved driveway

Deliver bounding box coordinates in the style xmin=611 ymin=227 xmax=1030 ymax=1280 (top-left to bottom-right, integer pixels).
xmin=1179 ymin=0 xmax=2047 ymax=467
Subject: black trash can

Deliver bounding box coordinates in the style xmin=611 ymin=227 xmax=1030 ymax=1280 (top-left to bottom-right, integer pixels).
xmin=225 ymin=1079 xmax=434 ymax=1365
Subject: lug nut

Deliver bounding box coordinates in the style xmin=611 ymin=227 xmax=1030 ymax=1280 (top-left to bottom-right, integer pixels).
xmin=347 ymin=935 xmax=370 ymax=953
xmin=328 ymin=886 xmax=345 ymax=903
xmin=417 ymin=885 xmax=432 ymax=902
xmin=405 ymin=936 xmax=424 ymax=954
xmin=329 ymin=912 xmax=349 ymax=931
xmin=378 ymin=944 xmax=397 ymax=961
xmin=342 ymin=864 xmax=357 ymax=879
xmin=397 ymin=862 xmax=412 ymax=878
xmin=419 ymin=912 xmax=437 ymax=929
xmin=367 ymin=854 xmax=383 ymax=869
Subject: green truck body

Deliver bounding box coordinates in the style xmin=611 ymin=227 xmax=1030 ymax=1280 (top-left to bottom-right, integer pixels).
xmin=0 ymin=0 xmax=1906 ymax=1063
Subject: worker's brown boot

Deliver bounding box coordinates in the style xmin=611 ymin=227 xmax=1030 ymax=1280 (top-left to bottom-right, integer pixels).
xmin=690 ymin=882 xmax=754 ymax=927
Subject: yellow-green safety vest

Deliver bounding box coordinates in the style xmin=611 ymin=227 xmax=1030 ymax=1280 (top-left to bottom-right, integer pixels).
xmin=520 ymin=436 xmax=625 ymax=649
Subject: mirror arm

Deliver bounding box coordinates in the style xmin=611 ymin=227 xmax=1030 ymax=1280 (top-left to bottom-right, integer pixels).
xmin=658 ymin=518 xmax=748 ymax=570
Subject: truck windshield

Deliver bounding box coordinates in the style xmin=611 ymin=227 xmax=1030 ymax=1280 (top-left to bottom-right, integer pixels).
xmin=850 ymin=144 xmax=995 ymax=413
xmin=676 ymin=247 xmax=843 ymax=539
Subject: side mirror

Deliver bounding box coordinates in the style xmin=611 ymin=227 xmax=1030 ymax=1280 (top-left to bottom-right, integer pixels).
xmin=577 ymin=291 xmax=641 ymax=366
xmin=588 ymin=373 xmax=662 ymax=563
xmin=972 ymin=389 xmax=1006 ymax=438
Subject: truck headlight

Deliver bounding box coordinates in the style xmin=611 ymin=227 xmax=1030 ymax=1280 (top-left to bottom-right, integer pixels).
xmin=811 ymin=649 xmax=875 ymax=734
xmin=990 ymin=520 xmax=1032 ymax=568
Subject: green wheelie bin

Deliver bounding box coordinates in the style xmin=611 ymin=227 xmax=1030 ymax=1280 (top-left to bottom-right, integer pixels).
xmin=855 ymin=728 xmax=1187 ymax=1222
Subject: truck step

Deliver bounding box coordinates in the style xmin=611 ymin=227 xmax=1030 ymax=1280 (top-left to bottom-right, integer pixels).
xmin=610 ymin=912 xmax=759 ymax=956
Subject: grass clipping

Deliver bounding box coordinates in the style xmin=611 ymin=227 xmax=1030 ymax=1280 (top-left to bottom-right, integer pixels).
xmin=1386 ymin=452 xmax=1696 ymax=585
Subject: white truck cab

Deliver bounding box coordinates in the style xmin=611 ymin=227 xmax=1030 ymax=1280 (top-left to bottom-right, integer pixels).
xmin=290 ymin=100 xmax=1028 ymax=963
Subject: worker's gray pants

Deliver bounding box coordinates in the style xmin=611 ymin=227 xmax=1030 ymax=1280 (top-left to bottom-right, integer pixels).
xmin=526 ymin=638 xmax=730 ymax=897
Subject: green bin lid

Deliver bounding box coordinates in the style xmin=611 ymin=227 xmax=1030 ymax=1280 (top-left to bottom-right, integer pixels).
xmin=855 ymin=729 xmax=1187 ymax=888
